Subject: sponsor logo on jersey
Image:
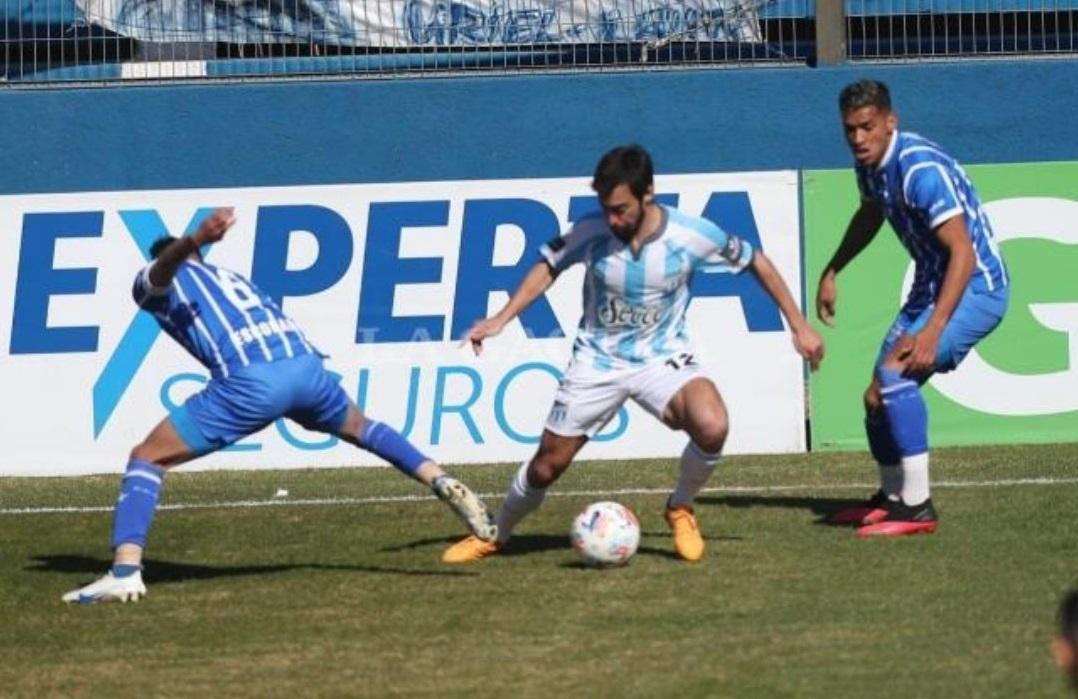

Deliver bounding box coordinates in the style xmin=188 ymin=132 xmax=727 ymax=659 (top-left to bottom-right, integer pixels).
xmin=597 ymin=297 xmax=663 ymax=329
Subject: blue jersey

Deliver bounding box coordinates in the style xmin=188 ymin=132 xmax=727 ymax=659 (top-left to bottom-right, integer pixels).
xmin=540 ymin=204 xmax=754 ymax=371
xmin=856 ymin=130 xmax=1008 ymax=309
xmin=133 ymin=260 xmax=319 ymax=379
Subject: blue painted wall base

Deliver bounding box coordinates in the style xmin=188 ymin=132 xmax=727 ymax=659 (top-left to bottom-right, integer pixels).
xmin=0 ymin=59 xmax=1074 ymax=193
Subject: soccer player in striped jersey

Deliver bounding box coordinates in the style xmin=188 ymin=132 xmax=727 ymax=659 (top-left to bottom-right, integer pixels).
xmin=818 ymin=80 xmax=1009 ymax=537
xmin=443 ymin=144 xmax=823 ymax=564
xmin=63 ymin=208 xmax=496 ymax=604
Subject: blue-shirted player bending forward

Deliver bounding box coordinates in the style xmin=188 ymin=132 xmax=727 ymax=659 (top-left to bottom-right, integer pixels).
xmin=63 ymin=208 xmax=497 ymax=604
xmin=819 ymin=80 xmax=1009 ymax=537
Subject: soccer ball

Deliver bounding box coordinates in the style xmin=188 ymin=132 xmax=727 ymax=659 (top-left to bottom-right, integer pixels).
xmin=570 ymin=501 xmax=641 ymax=567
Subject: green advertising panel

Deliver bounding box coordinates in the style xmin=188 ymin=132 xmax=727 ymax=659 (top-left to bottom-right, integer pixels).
xmin=804 ymin=162 xmax=1078 ymax=450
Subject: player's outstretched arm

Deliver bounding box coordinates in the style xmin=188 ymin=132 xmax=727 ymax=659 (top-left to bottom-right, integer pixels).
xmin=466 ymin=261 xmax=555 ymax=356
xmin=749 ymin=250 xmax=824 ymax=371
xmin=816 ymin=201 xmax=885 ymax=326
xmin=147 ymin=207 xmax=235 ymax=288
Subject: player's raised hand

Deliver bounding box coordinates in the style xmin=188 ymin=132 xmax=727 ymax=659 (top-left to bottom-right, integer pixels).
xmin=792 ymin=323 xmax=825 ymax=371
xmin=193 ymin=208 xmax=236 ymax=245
xmin=816 ymin=271 xmax=837 ymax=326
xmin=462 ymin=317 xmax=506 ymax=356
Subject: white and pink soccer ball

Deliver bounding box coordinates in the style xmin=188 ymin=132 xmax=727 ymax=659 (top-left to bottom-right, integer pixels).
xmin=570 ymin=501 xmax=641 ymax=567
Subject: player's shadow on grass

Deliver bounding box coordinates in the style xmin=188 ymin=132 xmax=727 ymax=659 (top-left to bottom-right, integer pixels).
xmin=382 ymin=534 xmax=571 ymax=556
xmin=557 ymin=544 xmax=682 ymax=564
xmin=385 ymin=534 xmax=697 ymax=560
xmin=696 ymin=494 xmax=866 ymax=527
xmin=640 ymin=529 xmax=742 ymax=543
xmin=28 ymin=554 xmax=476 ymax=582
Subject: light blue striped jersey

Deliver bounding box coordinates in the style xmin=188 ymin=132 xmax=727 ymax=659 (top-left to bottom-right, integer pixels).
xmin=133 ymin=260 xmax=320 ymax=379
xmin=540 ymin=204 xmax=754 ymax=371
xmin=856 ymin=130 xmax=1008 ymax=309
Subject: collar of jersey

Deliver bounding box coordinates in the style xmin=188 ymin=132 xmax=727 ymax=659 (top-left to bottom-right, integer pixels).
xmin=623 ymin=204 xmax=669 ymax=255
xmin=874 ymin=129 xmax=900 ymax=173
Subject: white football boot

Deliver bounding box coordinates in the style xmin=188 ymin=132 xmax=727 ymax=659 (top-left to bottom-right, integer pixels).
xmin=62 ymin=570 xmax=146 ymax=604
xmin=431 ymin=476 xmax=498 ymax=542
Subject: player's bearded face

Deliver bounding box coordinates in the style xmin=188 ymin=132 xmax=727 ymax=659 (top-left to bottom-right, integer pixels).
xmin=610 ymin=205 xmax=643 ymax=241
xmin=842 ymin=105 xmax=896 ymax=167
xmin=601 ymin=184 xmax=646 ymax=242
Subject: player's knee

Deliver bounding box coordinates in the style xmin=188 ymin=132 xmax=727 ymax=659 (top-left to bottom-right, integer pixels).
xmin=337 ymin=405 xmax=364 ymax=441
xmin=875 ymin=364 xmax=914 ymax=390
xmin=694 ymin=420 xmax=728 ymax=453
xmin=129 ymin=442 xmax=160 ymax=465
xmin=691 ymin=416 xmax=728 ymax=454
xmin=129 ymin=440 xmax=181 ymax=469
xmin=529 ymin=453 xmax=570 ymax=487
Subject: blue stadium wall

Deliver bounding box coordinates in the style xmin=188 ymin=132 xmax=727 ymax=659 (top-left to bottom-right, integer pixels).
xmin=0 ymin=58 xmax=1074 ymax=193
xmin=1 ymin=57 xmax=1075 ymax=474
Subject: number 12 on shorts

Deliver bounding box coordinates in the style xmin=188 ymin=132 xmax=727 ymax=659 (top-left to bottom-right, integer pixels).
xmin=665 ymin=353 xmax=696 ymax=371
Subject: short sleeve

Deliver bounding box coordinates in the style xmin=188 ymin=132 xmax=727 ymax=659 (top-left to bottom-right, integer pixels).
xmin=693 ymin=218 xmax=754 ymax=273
xmin=904 ymin=163 xmax=963 ymax=229
xmin=132 ymin=263 xmax=171 ymax=309
xmin=539 ymin=218 xmax=606 ymax=274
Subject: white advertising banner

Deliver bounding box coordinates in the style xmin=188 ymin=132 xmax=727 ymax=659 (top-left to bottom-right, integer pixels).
xmin=0 ymin=172 xmax=805 ymax=476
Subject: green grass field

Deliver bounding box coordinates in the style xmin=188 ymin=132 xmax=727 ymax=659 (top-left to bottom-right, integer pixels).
xmin=2 ymin=444 xmax=1077 ymax=698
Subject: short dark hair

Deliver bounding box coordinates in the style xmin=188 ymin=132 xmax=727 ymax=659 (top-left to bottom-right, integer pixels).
xmin=1061 ymin=589 xmax=1078 ymax=645
xmin=592 ymin=144 xmax=654 ymax=200
xmin=839 ymin=79 xmax=892 ymax=114
xmin=149 ymin=235 xmax=179 ymax=259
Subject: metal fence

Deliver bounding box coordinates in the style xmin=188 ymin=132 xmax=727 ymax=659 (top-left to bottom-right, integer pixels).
xmin=2 ymin=0 xmax=811 ymax=82
xmin=847 ymin=0 xmax=1078 ymax=59
xmin=0 ymin=0 xmax=1075 ymax=84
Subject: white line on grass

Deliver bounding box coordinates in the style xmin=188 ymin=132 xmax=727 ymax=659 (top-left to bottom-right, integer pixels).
xmin=2 ymin=475 xmax=1077 ymax=516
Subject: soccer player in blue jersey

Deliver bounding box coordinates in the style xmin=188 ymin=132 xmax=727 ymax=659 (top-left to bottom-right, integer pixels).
xmin=63 ymin=208 xmax=496 ymax=604
xmin=443 ymin=144 xmax=824 ymax=564
xmin=818 ymin=80 xmax=1009 ymax=537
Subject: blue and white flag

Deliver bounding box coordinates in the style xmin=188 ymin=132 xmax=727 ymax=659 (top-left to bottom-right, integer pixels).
xmin=75 ymin=0 xmax=764 ymax=46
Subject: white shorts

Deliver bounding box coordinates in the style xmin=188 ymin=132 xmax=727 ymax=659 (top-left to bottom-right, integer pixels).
xmin=544 ymin=352 xmax=709 ymax=438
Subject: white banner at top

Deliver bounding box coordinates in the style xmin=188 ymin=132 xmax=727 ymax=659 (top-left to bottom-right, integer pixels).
xmin=75 ymin=0 xmax=763 ymax=46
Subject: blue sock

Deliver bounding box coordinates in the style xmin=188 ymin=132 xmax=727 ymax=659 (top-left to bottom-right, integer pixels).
xmin=877 ymin=367 xmax=929 ymax=457
xmin=111 ymin=459 xmax=165 ymax=550
xmin=864 ymin=412 xmax=899 ymax=465
xmin=357 ymin=419 xmax=429 ymax=478
xmin=111 ymin=563 xmax=141 ymax=578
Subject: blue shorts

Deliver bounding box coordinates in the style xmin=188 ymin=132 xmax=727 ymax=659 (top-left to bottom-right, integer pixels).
xmin=170 ymin=354 xmax=350 ymax=454
xmin=876 ymin=285 xmax=1009 ymax=374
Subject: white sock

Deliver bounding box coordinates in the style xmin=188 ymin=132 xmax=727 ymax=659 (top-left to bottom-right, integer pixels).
xmin=879 ymin=464 xmax=902 ymax=501
xmin=669 ymin=442 xmax=721 ymax=509
xmin=494 ymin=461 xmax=546 ymax=544
xmin=900 ymin=453 xmax=930 ymax=506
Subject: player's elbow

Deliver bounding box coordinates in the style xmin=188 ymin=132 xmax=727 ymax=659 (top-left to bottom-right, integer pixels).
xmin=853 ymin=201 xmax=885 ymax=233
xmin=748 ymin=248 xmax=766 ymax=272
xmin=527 ymin=261 xmax=556 ymax=291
